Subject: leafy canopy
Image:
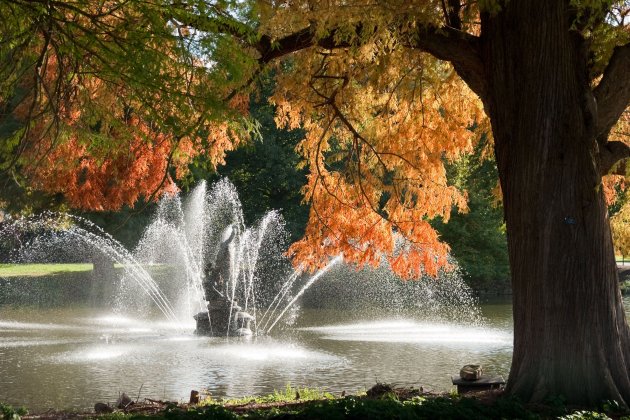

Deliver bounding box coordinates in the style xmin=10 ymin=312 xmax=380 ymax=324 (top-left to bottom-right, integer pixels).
xmin=255 ymin=0 xmax=629 ymax=276
xmin=0 ymin=0 xmax=257 ymax=209
xmin=2 ymin=0 xmax=629 ymax=278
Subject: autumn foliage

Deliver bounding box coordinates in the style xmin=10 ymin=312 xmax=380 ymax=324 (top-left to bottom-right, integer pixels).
xmin=259 ymin=1 xmax=629 ymax=277
xmin=1 ymin=0 xmax=251 ymax=210
xmin=3 ymin=0 xmax=629 ymax=281
xmin=612 ymin=203 xmax=630 ymax=258
xmin=262 ymin=5 xmax=485 ymax=277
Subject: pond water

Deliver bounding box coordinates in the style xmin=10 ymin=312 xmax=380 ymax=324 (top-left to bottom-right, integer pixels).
xmin=7 ymin=294 xmax=628 ymax=412
xmin=0 ymin=299 xmax=515 ymax=411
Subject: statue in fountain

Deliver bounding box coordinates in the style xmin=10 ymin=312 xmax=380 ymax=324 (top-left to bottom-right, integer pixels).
xmin=202 ymin=225 xmax=235 ymax=300
xmin=194 ymin=225 xmax=255 ymax=336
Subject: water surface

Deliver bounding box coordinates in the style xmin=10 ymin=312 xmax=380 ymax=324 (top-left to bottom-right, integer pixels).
xmin=0 ymin=301 xmax=515 ymax=411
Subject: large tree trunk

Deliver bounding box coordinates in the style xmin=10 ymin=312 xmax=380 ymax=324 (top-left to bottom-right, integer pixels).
xmin=480 ymin=2 xmax=630 ymax=405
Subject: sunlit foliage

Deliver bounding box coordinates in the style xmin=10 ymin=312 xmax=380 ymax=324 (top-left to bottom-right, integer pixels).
xmin=612 ymin=201 xmax=630 ymax=257
xmin=254 ymin=0 xmax=630 ymax=277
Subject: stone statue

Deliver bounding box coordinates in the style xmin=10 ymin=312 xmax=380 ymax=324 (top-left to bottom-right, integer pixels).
xmin=195 ymin=224 xmax=254 ymax=336
xmin=202 ymin=224 xmax=236 ymax=301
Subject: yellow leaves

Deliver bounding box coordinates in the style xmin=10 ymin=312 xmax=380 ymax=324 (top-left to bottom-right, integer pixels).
xmin=603 ymin=107 xmax=630 ymax=203
xmin=602 ymin=175 xmax=626 ymax=205
xmin=272 ymin=97 xmax=304 ymax=130
xmin=612 ymin=201 xmax=630 ymax=258
xmin=610 ymin=108 xmax=630 ymax=144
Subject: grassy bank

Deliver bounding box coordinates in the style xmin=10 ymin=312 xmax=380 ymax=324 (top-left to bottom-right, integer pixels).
xmin=0 ymin=263 xmax=178 ymax=305
xmin=3 ymin=385 xmax=629 ymax=420
xmin=0 ymin=263 xmax=93 ymax=277
xmin=0 ymin=264 xmax=101 ymax=306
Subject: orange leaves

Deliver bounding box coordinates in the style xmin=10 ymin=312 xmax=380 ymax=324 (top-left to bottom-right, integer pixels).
xmin=8 ymin=22 xmax=250 ymax=211
xmin=27 ymin=129 xmax=178 ymax=211
xmin=603 ymin=108 xmax=630 ymax=205
xmin=4 ymin=0 xmax=257 ymax=211
xmin=272 ymin=4 xmax=487 ymax=279
xmin=287 ymin=174 xmax=453 ymax=277
xmin=24 ymin=112 xmax=244 ymax=211
xmin=204 ymin=122 xmax=245 ymax=168
xmin=602 ymin=175 xmax=626 ymax=205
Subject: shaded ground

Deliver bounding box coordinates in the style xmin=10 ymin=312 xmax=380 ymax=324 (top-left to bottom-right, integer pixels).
xmin=6 ymin=384 xmax=630 ymax=420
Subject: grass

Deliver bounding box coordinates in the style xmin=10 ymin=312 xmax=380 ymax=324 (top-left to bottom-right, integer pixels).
xmin=2 ymin=258 xmax=625 ymax=277
xmin=213 ymin=385 xmax=337 ymax=406
xmin=0 ymin=263 xmax=175 ymax=278
xmin=0 ymin=263 xmax=94 ymax=277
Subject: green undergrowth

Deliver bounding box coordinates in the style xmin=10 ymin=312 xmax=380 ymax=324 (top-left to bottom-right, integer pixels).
xmin=4 ymin=387 xmax=630 ymax=420
xmin=0 ymin=403 xmax=27 ymax=420
xmin=96 ymin=395 xmax=630 ymax=420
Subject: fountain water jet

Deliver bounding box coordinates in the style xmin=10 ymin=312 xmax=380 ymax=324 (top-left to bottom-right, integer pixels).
xmin=1 ymin=178 xmax=484 ymax=337
xmin=264 ymin=255 xmax=342 ymax=333
xmin=0 ymin=179 xmax=511 ymax=411
xmin=0 ymin=179 xmax=328 ymax=336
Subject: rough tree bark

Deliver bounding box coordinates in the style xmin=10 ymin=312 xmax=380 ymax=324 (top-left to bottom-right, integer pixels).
xmin=478 ymin=1 xmax=630 ymax=405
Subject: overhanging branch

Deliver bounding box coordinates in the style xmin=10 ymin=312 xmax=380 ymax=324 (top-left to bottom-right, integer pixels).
xmin=172 ymin=6 xmax=488 ymax=110
xmin=403 ymin=26 xmax=485 ymax=99
xmin=600 ymin=140 xmax=630 ymax=176
xmin=593 ymin=42 xmax=630 ymax=143
xmin=257 ymin=23 xmax=486 ymax=99
xmin=256 ymin=27 xmax=319 ymax=63
xmin=188 ymin=10 xmax=486 ymax=101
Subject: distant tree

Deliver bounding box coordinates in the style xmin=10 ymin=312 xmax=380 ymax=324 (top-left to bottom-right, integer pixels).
xmin=434 ymin=140 xmax=510 ymax=292
xmin=613 ymin=201 xmax=630 ymax=259
xmin=205 ymin=79 xmax=309 ymax=241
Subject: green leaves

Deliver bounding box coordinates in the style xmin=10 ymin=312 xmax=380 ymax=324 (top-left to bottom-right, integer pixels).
xmin=433 ymin=138 xmax=510 ymax=291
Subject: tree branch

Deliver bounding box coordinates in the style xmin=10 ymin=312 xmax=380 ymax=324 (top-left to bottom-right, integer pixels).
xmin=175 ymin=10 xmax=487 ymax=104
xmin=255 ymin=23 xmax=485 ymax=99
xmin=167 ymin=6 xmax=258 ymax=45
xmin=593 ymin=42 xmax=630 ymax=143
xmin=403 ymin=26 xmax=485 ymax=99
xmin=600 ymin=140 xmax=630 ymax=176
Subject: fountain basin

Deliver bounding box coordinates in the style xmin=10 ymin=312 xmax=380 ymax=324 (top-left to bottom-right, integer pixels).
xmin=0 ymin=303 xmax=516 ymax=412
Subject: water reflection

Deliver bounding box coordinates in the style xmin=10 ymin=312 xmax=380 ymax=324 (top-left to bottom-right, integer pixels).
xmin=299 ymin=320 xmax=511 ymax=346
xmin=4 ymin=295 xmax=627 ymax=412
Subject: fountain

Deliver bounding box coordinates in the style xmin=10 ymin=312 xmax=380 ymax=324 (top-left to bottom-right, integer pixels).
xmin=0 ymin=179 xmax=483 ymax=335
xmin=0 ymin=179 xmax=337 ymax=336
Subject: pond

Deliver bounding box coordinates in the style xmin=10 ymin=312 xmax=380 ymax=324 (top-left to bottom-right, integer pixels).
xmin=0 ymin=180 xmax=516 ymax=411
xmin=0 ymin=299 xmax=515 ymax=411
